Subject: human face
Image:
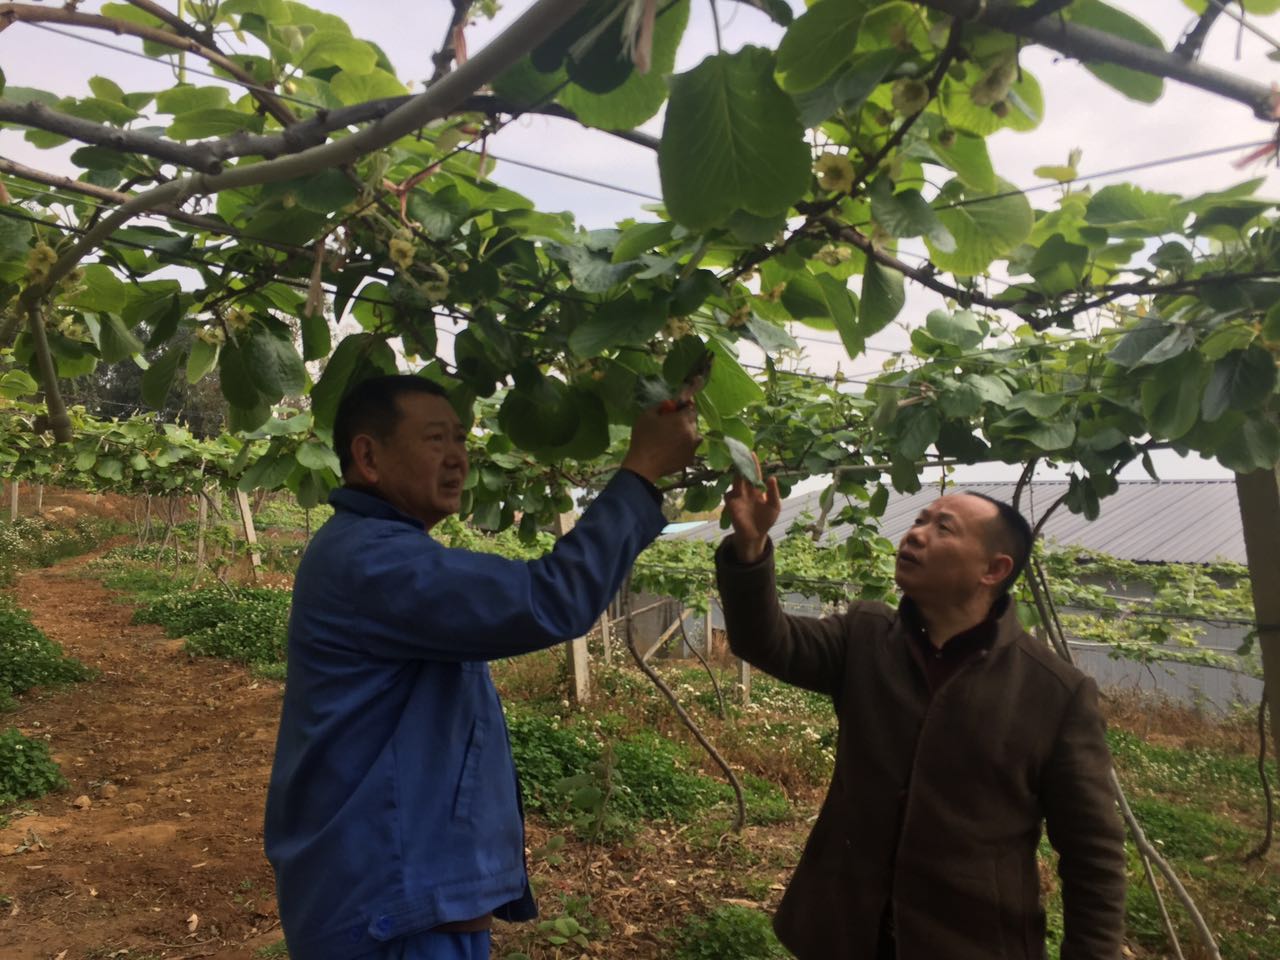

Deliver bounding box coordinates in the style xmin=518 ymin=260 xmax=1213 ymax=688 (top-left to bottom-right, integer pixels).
xmin=893 ymin=494 xmax=1004 ymax=604
xmin=366 ymin=392 xmax=469 ymax=530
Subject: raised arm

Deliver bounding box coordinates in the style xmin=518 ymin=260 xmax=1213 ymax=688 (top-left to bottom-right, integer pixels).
xmin=345 ymin=395 xmax=702 ymax=661
xmin=714 ymin=472 xmax=852 ymax=696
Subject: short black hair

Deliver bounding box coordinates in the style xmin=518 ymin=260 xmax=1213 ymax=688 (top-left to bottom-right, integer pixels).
xmin=963 ymin=491 xmax=1033 ymax=596
xmin=333 ymin=374 xmax=449 ymax=475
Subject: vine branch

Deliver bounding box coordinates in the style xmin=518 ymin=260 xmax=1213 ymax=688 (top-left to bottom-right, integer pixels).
xmin=919 ymin=0 xmax=1278 ymax=120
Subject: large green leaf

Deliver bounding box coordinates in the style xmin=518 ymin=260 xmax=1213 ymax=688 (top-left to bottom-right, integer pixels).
xmin=926 ymin=309 xmax=984 ymax=349
xmin=1141 ymin=353 xmax=1208 ymax=440
xmin=660 ymin=47 xmax=810 ymax=230
xmin=407 ymin=185 xmax=471 ymax=241
xmin=928 ymin=179 xmax=1033 ymax=275
xmin=167 ymin=108 xmax=263 ymax=140
xmin=569 ymin=295 xmax=670 ymax=357
xmin=1027 ymin=234 xmax=1088 ymax=296
xmin=703 ymin=341 xmax=763 ymax=418
xmin=63 ymin=264 xmax=127 ymax=314
xmin=93 ymin=314 xmax=144 ymax=363
xmin=929 ymin=130 xmax=996 ymax=193
xmin=186 ymin=338 xmax=219 ymax=384
xmin=244 ymin=327 xmax=307 ymax=402
xmin=896 ymin=406 xmax=941 ymax=461
xmin=860 ymin=256 xmax=905 ymax=336
xmin=141 ymin=343 xmax=185 ymax=409
xmin=1202 ymin=346 xmax=1278 ymax=421
xmin=1066 ymin=1 xmax=1164 ymax=103
xmin=869 ymin=178 xmax=955 ymax=252
xmin=299 ymin=31 xmax=378 ymax=75
xmin=775 ymin=0 xmax=865 ymax=93
xmin=558 ymin=0 xmax=689 ymax=130
xmin=499 ymin=375 xmax=580 ymax=450
xmin=1214 ymin=414 xmax=1280 ymax=473
xmin=1085 ymin=184 xmax=1182 ymax=236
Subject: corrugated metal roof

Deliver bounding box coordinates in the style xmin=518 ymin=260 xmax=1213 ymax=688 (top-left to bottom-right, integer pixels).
xmin=666 ymin=480 xmax=1245 ymax=564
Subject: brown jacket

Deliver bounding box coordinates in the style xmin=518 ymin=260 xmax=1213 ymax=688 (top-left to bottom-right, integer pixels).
xmin=716 ymin=538 xmax=1126 ymax=960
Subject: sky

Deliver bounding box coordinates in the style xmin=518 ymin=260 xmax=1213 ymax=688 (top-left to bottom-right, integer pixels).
xmin=2 ymin=0 xmax=1278 ymax=483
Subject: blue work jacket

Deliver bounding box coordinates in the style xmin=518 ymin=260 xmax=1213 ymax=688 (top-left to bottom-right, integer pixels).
xmin=264 ymin=470 xmax=665 ymax=960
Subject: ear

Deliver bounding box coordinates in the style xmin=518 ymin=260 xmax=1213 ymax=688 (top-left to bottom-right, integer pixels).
xmin=981 ymin=552 xmax=1014 ymax=590
xmin=346 ymin=433 xmax=380 ymax=486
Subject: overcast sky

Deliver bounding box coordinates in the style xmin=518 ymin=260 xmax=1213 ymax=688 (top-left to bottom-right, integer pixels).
xmin=3 ymin=0 xmax=1278 ymax=482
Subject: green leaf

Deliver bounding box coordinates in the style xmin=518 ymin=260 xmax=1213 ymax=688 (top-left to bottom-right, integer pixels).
xmin=1264 ymin=300 xmax=1280 ymax=342
xmin=296 ymin=438 xmax=341 ymax=475
xmin=301 ymin=310 xmax=331 ymax=362
xmin=896 ymin=407 xmax=941 ymax=461
xmin=776 ymin=0 xmax=865 ymax=92
xmin=832 ymin=48 xmax=899 ymax=112
xmin=569 ymin=295 xmax=670 ymax=357
xmin=925 ymin=309 xmax=984 ymax=349
xmin=558 ymin=0 xmax=689 ymax=129
xmin=1021 ymin=419 xmax=1076 ymax=451
xmin=743 ymin=313 xmax=798 ymax=352
xmin=613 ymin=222 xmax=674 ymax=264
xmin=167 ymin=108 xmax=263 ymax=140
xmin=141 ymin=343 xmax=185 ymax=409
xmin=1202 ymin=346 xmax=1278 ymax=421
xmin=74 ymin=450 xmax=96 ymax=472
xmin=407 ymin=185 xmax=471 ymax=242
xmin=928 ymin=178 xmax=1033 ymax=275
xmin=660 ymin=47 xmax=810 ymax=230
xmin=723 ymin=436 xmax=763 ymax=486
xmin=929 ymin=130 xmax=996 ymax=193
xmin=95 ymin=457 xmax=123 ymax=482
xmin=94 ymin=314 xmax=144 ymax=363
xmin=860 ymin=256 xmax=905 ymax=336
xmin=1007 ymin=391 xmax=1066 ymax=418
xmin=299 ymin=31 xmax=378 ymax=74
xmin=1085 ymin=184 xmax=1182 ymax=236
xmin=295 ymin=169 xmax=359 ymax=214
xmin=219 ymin=341 xmax=262 ymax=408
xmin=1066 ymin=1 xmax=1165 ymax=103
xmin=244 ymin=327 xmax=307 ymax=401
xmin=1027 ymin=234 xmax=1088 ymax=296
xmin=703 ymin=340 xmax=763 ymax=418
xmin=869 ymin=178 xmax=955 ymax=252
xmin=186 ymin=338 xmax=219 ymax=384
xmin=547 ymin=241 xmax=641 ymax=294
xmin=1215 ymin=415 xmax=1280 ymax=473
xmin=1108 ymin=317 xmax=1173 ymax=368
xmin=1141 ymin=353 xmax=1208 ymax=440
xmin=499 ymin=376 xmax=580 ymax=450
xmin=154 ymin=85 xmax=230 ymax=115
xmin=330 ymin=67 xmax=408 ymax=102
xmin=0 ymin=369 xmax=38 ymax=399
xmin=63 ymin=264 xmax=127 ymax=314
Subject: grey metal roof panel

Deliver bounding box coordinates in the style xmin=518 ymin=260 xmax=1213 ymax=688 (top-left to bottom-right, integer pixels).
xmin=666 ymin=479 xmax=1244 ymax=564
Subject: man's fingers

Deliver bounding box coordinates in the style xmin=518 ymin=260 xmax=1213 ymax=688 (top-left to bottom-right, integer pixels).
xmin=766 ymin=476 xmax=781 ymax=508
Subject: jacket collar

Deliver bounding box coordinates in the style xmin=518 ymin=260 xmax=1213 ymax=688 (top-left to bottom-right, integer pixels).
xmin=329 ymin=485 xmax=426 ymax=530
xmin=899 ymin=593 xmax=1021 ymax=653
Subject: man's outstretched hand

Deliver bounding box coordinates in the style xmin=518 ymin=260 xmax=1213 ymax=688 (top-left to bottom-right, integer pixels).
xmin=620 ymin=382 xmax=702 ymax=484
xmin=723 ymin=458 xmax=780 ymax=564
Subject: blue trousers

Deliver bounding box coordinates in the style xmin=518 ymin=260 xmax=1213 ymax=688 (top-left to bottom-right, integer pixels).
xmin=357 ymin=931 xmax=491 ymax=960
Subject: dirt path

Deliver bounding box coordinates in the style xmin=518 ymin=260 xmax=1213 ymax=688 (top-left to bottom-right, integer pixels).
xmin=1 ymin=553 xmax=285 ymax=960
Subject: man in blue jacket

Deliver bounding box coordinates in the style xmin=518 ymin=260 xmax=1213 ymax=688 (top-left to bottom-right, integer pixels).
xmin=264 ymin=374 xmax=700 ymax=960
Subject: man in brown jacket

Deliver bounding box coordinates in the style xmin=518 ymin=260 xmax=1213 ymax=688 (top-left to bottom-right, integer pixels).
xmin=715 ymin=475 xmax=1126 ymax=960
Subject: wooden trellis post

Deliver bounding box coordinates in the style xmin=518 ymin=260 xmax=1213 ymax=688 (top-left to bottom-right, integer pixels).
xmin=234 ymin=488 xmax=262 ymax=584
xmin=555 ymin=511 xmax=590 ymax=704
xmin=8 ymin=479 xmax=17 ymax=521
xmin=598 ymin=607 xmax=612 ymax=667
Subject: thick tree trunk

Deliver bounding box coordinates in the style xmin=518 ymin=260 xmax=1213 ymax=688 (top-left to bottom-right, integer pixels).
xmin=1235 ymin=468 xmax=1280 ymax=765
